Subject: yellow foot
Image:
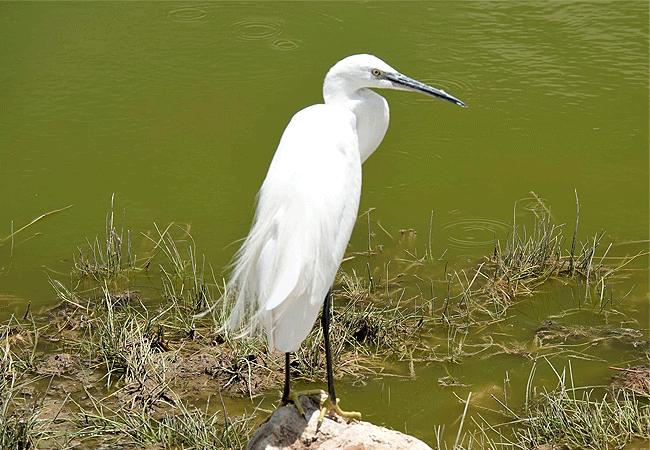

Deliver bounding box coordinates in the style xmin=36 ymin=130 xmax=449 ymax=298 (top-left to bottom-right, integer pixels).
xmin=282 ymin=389 xmax=361 ymax=425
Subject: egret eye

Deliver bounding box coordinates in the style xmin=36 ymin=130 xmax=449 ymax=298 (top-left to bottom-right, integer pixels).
xmin=371 ymin=68 xmax=381 ymax=77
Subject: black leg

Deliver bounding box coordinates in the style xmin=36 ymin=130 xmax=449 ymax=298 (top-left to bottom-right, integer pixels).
xmin=282 ymin=352 xmax=291 ymax=403
xmin=322 ymin=288 xmax=337 ymax=405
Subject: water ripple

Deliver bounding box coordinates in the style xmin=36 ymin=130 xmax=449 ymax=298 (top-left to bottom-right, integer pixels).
xmin=168 ymin=6 xmax=210 ymax=23
xmin=269 ymin=37 xmax=300 ymax=51
xmin=419 ymin=75 xmax=477 ymax=96
xmin=442 ymin=217 xmax=509 ymax=250
xmin=231 ymin=19 xmax=285 ymax=42
xmin=397 ymin=74 xmax=476 ymax=106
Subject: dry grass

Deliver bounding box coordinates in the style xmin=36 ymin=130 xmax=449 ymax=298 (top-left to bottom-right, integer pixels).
xmin=612 ymin=366 xmax=650 ymax=397
xmin=1 ymin=318 xmax=48 ymax=449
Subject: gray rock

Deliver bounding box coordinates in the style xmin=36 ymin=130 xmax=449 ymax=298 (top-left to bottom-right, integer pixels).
xmin=248 ymin=395 xmax=433 ymax=450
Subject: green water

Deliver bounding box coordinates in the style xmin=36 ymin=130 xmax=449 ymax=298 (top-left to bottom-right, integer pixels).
xmin=1 ymin=1 xmax=648 ymax=446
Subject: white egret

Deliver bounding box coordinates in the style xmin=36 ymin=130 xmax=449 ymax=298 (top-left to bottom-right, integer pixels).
xmin=222 ymin=54 xmax=466 ymax=420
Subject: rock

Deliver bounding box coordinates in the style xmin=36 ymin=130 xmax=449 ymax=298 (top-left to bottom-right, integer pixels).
xmin=247 ymin=395 xmax=433 ymax=450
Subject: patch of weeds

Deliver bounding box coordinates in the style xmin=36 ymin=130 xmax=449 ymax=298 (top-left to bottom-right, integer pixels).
xmin=479 ymin=192 xmax=644 ymax=304
xmin=155 ymin=393 xmax=251 ymax=450
xmin=0 ymin=388 xmax=43 ymax=450
xmin=0 ymin=323 xmax=47 ymax=450
xmin=510 ymin=360 xmax=650 ymax=449
xmin=143 ymin=222 xmax=188 ymax=279
xmin=437 ymin=359 xmax=650 ymax=450
xmin=82 ymin=288 xmax=171 ymax=399
xmin=70 ymin=389 xmax=251 ymax=449
xmin=484 ymin=209 xmax=563 ymax=302
xmin=336 ymin=279 xmax=427 ymax=355
xmin=291 ymin=268 xmax=435 ymax=380
xmin=534 ymin=322 xmax=646 ymax=348
xmin=0 ymin=316 xmax=40 ymax=374
xmin=151 ymin=224 xmax=216 ymax=328
xmin=72 ymin=194 xmax=136 ymax=281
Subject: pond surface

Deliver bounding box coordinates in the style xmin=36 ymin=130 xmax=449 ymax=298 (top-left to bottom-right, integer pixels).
xmin=1 ymin=1 xmax=648 ymax=446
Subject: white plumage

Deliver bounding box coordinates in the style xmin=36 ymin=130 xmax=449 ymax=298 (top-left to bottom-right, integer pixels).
xmin=223 ymin=54 xmax=466 ymax=354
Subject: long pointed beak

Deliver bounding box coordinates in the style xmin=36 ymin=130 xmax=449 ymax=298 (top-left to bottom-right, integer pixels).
xmin=386 ymin=72 xmax=467 ymax=107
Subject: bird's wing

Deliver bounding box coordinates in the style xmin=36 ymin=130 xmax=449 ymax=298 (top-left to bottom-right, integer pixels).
xmin=225 ymin=104 xmax=362 ymax=352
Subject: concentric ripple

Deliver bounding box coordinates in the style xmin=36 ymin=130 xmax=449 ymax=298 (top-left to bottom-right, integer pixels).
xmin=269 ymin=37 xmax=300 ymax=51
xmin=231 ymin=19 xmax=285 ymax=41
xmin=168 ymin=6 xmax=209 ymax=23
xmin=410 ymin=75 xmax=476 ymax=104
xmin=442 ymin=217 xmax=509 ymax=250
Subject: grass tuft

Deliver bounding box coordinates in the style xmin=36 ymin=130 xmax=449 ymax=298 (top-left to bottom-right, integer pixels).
xmin=0 ymin=319 xmax=47 ymax=450
xmin=479 ymin=192 xmax=643 ymax=305
xmin=72 ymin=194 xmax=136 ymax=281
xmin=435 ymin=359 xmax=650 ymax=449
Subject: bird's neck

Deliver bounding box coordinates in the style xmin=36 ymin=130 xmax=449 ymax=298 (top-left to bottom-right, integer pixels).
xmin=324 ymin=86 xmax=390 ymax=164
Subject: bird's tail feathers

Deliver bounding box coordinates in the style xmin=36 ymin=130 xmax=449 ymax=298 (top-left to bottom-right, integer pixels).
xmin=220 ymin=228 xmax=269 ymax=341
xmin=191 ymin=231 xmax=266 ymax=343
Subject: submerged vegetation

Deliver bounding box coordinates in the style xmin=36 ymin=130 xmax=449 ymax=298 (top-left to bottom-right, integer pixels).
xmin=1 ymin=194 xmax=648 ymax=448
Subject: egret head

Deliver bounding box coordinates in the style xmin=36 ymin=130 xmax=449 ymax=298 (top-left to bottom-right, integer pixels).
xmin=324 ymin=54 xmax=467 ymax=107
